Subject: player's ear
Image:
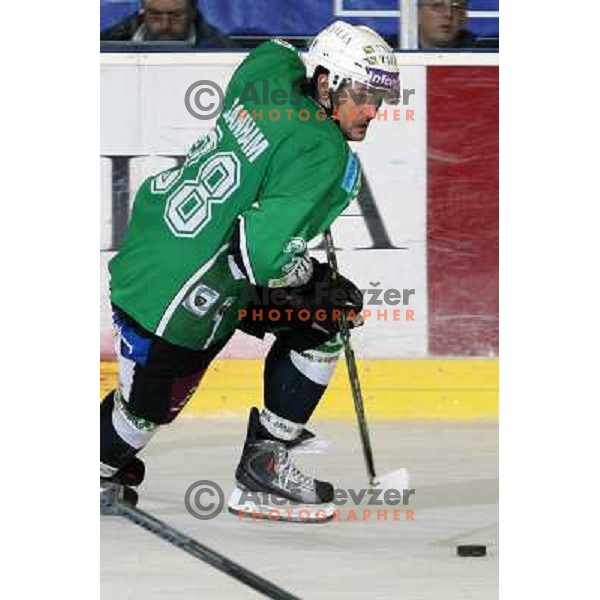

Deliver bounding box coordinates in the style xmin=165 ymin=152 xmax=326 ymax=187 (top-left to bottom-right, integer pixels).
xmin=316 ymin=73 xmax=331 ymax=107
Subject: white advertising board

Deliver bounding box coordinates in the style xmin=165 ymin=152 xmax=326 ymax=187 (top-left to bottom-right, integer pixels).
xmin=100 ymin=53 xmax=427 ymax=358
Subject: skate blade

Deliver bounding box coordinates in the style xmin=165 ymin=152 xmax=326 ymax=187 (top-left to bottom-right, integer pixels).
xmin=227 ymin=486 xmax=334 ymax=523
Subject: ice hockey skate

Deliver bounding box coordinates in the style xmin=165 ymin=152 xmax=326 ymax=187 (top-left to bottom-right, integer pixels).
xmin=228 ymin=408 xmax=335 ymax=523
xmin=100 ymin=457 xmax=145 ymax=515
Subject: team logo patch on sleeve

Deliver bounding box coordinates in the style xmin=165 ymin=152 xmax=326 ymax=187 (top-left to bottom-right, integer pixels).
xmin=341 ymin=152 xmax=360 ymax=193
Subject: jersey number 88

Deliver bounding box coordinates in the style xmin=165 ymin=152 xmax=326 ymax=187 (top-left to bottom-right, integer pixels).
xmin=161 ymin=151 xmax=241 ymax=238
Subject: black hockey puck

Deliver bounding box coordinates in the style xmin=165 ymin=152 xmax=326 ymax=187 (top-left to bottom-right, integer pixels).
xmin=457 ymin=545 xmax=487 ymax=557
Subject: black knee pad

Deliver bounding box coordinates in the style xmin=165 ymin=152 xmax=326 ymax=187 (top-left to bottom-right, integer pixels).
xmin=126 ymin=369 xmax=204 ymax=425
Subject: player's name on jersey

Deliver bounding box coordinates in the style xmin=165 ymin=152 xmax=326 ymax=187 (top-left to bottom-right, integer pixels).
xmin=222 ymin=98 xmax=270 ymax=164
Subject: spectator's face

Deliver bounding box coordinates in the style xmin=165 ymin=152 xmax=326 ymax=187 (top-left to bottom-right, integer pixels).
xmin=419 ymin=1 xmax=467 ymax=48
xmin=143 ymin=0 xmax=193 ymax=41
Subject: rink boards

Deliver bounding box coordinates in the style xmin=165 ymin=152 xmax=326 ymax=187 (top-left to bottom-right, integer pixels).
xmin=100 ymin=358 xmax=498 ymax=420
xmin=100 ymin=52 xmax=499 ymax=414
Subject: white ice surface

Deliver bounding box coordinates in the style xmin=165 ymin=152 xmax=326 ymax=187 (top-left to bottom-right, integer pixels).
xmin=101 ymin=419 xmax=498 ymax=599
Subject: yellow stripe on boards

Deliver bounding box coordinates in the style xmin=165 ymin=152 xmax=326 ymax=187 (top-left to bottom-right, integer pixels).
xmin=100 ymin=359 xmax=498 ymax=421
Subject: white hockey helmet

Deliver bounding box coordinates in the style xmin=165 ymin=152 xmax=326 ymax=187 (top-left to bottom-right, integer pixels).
xmin=305 ymin=21 xmax=400 ymax=99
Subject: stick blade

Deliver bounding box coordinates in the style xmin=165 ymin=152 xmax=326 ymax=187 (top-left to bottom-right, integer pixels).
xmin=372 ymin=468 xmax=411 ymax=491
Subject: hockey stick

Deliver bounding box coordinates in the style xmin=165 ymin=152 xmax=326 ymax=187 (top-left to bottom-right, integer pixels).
xmin=107 ymin=492 xmax=300 ymax=600
xmin=323 ymin=229 xmax=410 ymax=490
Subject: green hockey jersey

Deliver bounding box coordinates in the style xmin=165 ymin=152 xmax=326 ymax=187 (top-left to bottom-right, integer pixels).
xmin=109 ymin=40 xmax=362 ymax=349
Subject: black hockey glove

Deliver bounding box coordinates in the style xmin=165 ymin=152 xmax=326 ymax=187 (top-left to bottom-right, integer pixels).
xmin=286 ymin=260 xmax=364 ymax=335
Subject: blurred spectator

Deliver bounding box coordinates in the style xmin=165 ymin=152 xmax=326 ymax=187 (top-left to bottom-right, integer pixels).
xmin=101 ymin=0 xmax=234 ymax=47
xmin=418 ymin=1 xmax=497 ymax=49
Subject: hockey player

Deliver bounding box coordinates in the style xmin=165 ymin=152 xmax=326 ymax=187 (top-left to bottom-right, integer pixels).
xmin=101 ymin=21 xmax=400 ymax=521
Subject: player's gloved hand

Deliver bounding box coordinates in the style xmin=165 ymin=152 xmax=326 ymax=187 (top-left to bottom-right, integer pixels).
xmin=286 ymin=260 xmax=364 ymax=334
xmin=267 ymin=253 xmax=314 ymax=288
